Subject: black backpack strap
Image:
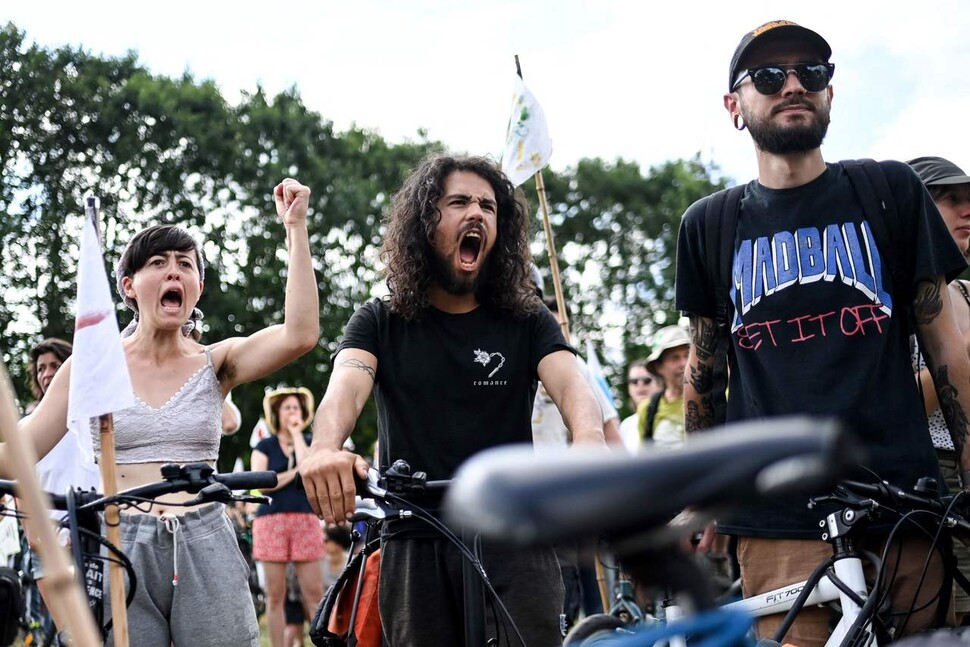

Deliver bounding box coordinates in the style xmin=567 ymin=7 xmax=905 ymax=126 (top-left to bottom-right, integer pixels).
xmin=643 ymin=391 xmax=663 ymax=440
xmin=701 ymin=185 xmax=744 ymax=427
xmin=704 ymin=185 xmax=745 ymax=329
xmin=842 ymin=159 xmax=906 ymax=303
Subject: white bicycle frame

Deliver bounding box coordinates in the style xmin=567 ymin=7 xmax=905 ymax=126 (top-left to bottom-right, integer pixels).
xmin=723 ymin=554 xmax=874 ymax=647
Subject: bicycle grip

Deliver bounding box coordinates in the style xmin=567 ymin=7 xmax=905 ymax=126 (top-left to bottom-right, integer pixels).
xmin=215 ymin=471 xmax=278 ymax=490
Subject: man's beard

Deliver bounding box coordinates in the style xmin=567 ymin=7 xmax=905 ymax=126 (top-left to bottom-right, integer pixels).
xmin=743 ymin=99 xmax=831 ymax=155
xmin=429 ymin=250 xmax=490 ymax=296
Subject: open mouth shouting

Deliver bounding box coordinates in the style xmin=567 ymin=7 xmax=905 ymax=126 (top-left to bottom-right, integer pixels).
xmin=160 ymin=286 xmax=184 ymax=313
xmin=458 ymin=227 xmax=485 ymax=271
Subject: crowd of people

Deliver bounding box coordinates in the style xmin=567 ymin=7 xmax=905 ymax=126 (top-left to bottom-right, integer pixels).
xmin=3 ymin=15 xmax=970 ymax=647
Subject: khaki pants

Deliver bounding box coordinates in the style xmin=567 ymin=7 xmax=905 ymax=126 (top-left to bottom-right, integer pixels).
xmin=738 ymin=535 xmax=954 ymax=647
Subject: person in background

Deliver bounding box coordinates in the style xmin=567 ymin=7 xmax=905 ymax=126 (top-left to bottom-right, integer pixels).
xmin=22 ymin=337 xmax=100 ymax=644
xmin=251 ymin=387 xmax=326 ymax=647
xmin=639 ymin=325 xmax=690 ymax=449
xmin=619 ymin=359 xmax=658 ymax=451
xmin=907 ymin=156 xmax=970 ymax=624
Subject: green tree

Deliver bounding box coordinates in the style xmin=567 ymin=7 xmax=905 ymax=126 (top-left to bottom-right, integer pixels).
xmin=529 ymin=157 xmax=727 ymax=416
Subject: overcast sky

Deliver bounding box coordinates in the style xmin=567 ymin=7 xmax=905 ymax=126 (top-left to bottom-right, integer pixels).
xmin=6 ymin=1 xmax=970 ymax=186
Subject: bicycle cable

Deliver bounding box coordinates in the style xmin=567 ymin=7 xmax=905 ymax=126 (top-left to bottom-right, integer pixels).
xmin=383 ymin=489 xmax=530 ymax=647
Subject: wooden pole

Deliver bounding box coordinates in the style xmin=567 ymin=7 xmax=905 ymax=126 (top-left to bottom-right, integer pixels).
xmin=533 ymin=169 xmax=570 ymax=341
xmin=516 ymin=55 xmax=611 ymax=616
xmin=85 ymin=195 xmax=130 ymax=646
xmin=0 ymin=361 xmax=100 ymax=646
xmin=98 ymin=414 xmax=128 ymax=646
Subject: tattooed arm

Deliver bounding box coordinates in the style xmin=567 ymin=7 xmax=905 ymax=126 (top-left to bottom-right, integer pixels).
xmin=913 ymin=276 xmax=970 ymax=480
xmin=301 ymin=348 xmax=377 ymax=523
xmin=684 ymin=314 xmax=727 ymax=433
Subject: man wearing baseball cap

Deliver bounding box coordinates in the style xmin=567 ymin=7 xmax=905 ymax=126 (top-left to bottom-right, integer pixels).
xmin=676 ymin=20 xmax=970 ymax=643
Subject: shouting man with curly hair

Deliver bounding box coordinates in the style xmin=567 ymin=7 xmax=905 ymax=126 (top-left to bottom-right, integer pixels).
xmin=301 ymin=153 xmax=606 ymax=645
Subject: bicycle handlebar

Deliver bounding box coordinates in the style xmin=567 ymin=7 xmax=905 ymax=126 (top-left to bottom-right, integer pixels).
xmin=443 ymin=415 xmax=856 ymax=546
xmin=0 ymin=462 xmax=278 ymax=511
xmin=829 ymin=478 xmax=970 ymax=533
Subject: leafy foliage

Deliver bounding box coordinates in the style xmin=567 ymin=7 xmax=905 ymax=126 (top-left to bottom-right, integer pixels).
xmin=1 ymin=22 xmax=728 ymax=465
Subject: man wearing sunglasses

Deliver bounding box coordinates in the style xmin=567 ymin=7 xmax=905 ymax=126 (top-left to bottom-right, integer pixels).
xmin=676 ymin=20 xmax=970 ymax=645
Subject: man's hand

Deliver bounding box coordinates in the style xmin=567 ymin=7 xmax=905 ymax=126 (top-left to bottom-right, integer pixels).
xmin=299 ymin=445 xmax=369 ymax=524
xmin=274 ymin=178 xmax=311 ymax=227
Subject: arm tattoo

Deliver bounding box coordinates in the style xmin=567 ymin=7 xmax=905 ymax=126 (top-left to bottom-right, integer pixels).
xmin=689 ymin=316 xmax=718 ymax=361
xmin=341 ymin=358 xmax=376 ymax=382
xmin=935 ymin=365 xmax=969 ymax=458
xmin=913 ymin=279 xmax=944 ymax=325
xmin=688 ymin=362 xmax=713 ymax=395
xmin=685 ymin=397 xmax=715 ymax=433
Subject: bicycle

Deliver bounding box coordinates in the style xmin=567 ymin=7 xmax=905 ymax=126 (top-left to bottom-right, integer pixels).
xmin=443 ymin=415 xmax=884 ymax=646
xmin=0 ymin=462 xmax=276 ymax=645
xmin=309 ymin=459 xmax=537 ymax=647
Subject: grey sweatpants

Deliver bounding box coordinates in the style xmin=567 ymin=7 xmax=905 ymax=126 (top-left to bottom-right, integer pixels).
xmin=104 ymin=503 xmax=259 ymax=647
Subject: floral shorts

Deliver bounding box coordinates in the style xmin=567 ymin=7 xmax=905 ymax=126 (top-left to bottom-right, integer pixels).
xmin=252 ymin=512 xmax=325 ymax=562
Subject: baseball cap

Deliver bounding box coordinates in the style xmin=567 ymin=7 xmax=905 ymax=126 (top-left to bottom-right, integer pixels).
xmin=729 ymin=20 xmax=832 ymax=91
xmin=906 ymin=156 xmax=970 ymax=187
xmin=646 ymin=325 xmax=690 ymax=373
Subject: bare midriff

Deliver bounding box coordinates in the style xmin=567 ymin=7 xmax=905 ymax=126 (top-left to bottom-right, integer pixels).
xmin=114 ymin=461 xmax=216 ymax=517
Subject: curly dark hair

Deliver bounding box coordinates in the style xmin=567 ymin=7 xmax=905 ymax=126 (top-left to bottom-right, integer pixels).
xmin=27 ymin=337 xmax=73 ymax=399
xmin=380 ymin=154 xmax=540 ymax=320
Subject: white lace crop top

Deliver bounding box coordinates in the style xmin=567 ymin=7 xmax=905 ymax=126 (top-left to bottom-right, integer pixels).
xmin=95 ymin=348 xmax=224 ymax=464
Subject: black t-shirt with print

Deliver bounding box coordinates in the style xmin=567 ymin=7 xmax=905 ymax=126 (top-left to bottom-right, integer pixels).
xmin=676 ymin=161 xmax=968 ymax=538
xmin=337 ymin=298 xmax=572 ymax=482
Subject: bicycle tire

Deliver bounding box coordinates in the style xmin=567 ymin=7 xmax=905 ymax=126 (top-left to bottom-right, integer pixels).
xmin=563 ymin=614 xmax=632 ymax=645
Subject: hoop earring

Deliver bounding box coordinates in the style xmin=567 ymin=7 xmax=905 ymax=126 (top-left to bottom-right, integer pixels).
xmin=734 ymin=114 xmax=746 ymax=131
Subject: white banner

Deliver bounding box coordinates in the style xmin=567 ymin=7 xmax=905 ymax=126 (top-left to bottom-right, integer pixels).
xmin=501 ymin=76 xmax=553 ymax=187
xmin=67 ymin=214 xmax=135 ymax=452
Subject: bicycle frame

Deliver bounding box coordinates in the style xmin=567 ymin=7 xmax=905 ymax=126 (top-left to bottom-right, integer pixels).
xmin=724 ymin=554 xmax=873 ymax=647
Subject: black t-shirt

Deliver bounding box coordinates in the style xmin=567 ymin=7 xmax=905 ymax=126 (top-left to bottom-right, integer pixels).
xmin=676 ymin=161 xmax=968 ymax=538
xmin=337 ymin=298 xmax=571 ymax=482
xmin=253 ymin=433 xmax=314 ymax=516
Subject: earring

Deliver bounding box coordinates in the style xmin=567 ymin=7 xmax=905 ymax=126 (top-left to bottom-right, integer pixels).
xmin=734 ymin=114 xmax=746 ymax=131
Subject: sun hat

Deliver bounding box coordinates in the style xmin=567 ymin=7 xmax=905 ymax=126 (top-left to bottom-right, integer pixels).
xmin=645 ymin=326 xmax=690 ymax=374
xmin=262 ymin=387 xmax=315 ymax=435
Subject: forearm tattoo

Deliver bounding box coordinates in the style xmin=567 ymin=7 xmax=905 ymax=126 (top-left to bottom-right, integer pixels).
xmin=685 ymin=398 xmax=715 ymax=433
xmin=689 ymin=316 xmax=718 ymax=361
xmin=935 ymin=365 xmax=969 ymax=458
xmin=341 ymin=358 xmax=376 ymax=382
xmin=913 ymin=279 xmax=944 ymax=325
xmin=688 ymin=362 xmax=714 ymax=395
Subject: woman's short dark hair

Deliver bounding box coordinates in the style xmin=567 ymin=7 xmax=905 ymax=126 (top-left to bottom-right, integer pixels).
xmin=114 ymin=224 xmax=205 ymax=313
xmin=27 ymin=337 xmax=73 ymax=399
xmin=380 ymin=154 xmax=540 ymax=320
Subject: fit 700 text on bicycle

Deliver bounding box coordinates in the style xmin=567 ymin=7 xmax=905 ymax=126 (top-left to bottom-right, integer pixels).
xmin=1 ymin=177 xmax=319 ymax=646
xmin=671 ymin=16 xmax=970 ymax=647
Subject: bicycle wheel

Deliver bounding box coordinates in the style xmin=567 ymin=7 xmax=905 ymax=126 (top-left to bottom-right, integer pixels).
xmin=563 ymin=614 xmax=632 ymax=645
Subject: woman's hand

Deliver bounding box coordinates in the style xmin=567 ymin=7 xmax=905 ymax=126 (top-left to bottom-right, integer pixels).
xmin=274 ymin=178 xmax=311 ymax=228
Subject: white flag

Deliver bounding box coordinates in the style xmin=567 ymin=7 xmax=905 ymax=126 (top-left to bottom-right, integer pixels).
xmin=67 ymin=209 xmax=135 ymax=443
xmin=501 ymin=76 xmax=552 ymax=187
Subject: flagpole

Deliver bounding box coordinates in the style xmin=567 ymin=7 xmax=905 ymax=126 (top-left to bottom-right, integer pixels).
xmin=86 ymin=197 xmax=130 ymax=647
xmin=514 ymin=55 xmax=610 ymax=616
xmin=0 ymin=362 xmax=100 ymax=646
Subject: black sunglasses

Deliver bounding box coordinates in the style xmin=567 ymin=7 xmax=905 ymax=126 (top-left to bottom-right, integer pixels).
xmin=628 ymin=377 xmax=653 ymax=385
xmin=732 ymin=63 xmax=835 ymax=96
